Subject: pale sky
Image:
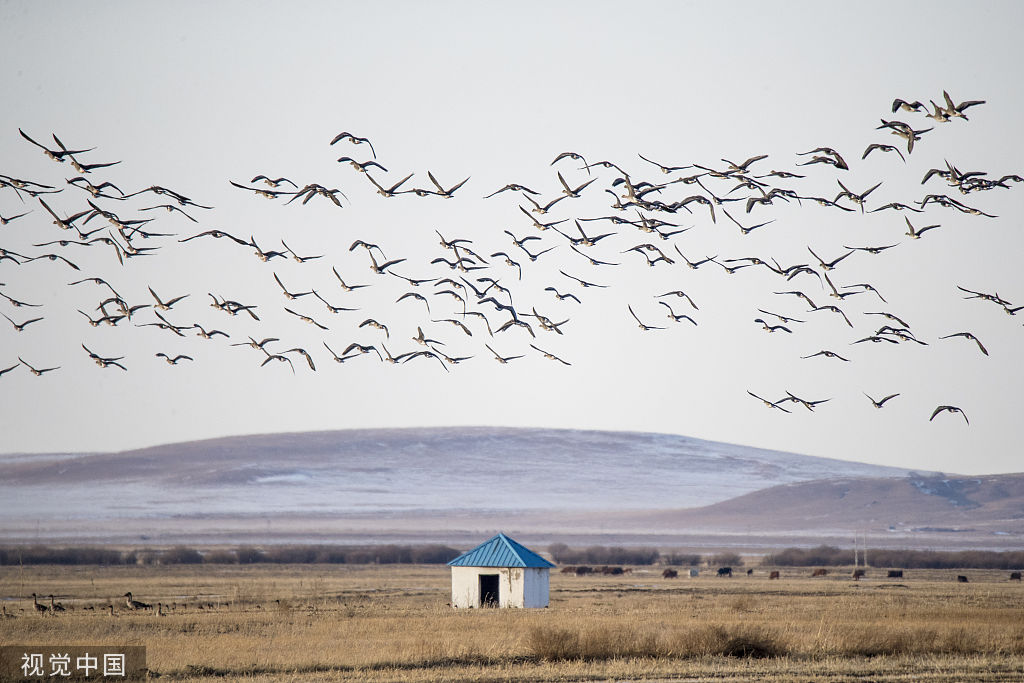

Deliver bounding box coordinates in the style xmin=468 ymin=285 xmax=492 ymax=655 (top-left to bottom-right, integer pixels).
xmin=1 ymin=1 xmax=1022 ymax=475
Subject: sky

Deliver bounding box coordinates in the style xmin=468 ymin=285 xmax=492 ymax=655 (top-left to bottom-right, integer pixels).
xmin=0 ymin=1 xmax=1022 ymax=476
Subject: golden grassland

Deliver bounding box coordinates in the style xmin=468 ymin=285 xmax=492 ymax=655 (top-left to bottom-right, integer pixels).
xmin=2 ymin=563 xmax=1024 ymax=681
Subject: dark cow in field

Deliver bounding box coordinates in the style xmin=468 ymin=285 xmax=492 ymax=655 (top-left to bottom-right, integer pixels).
xmin=1010 ymin=572 xmax=1022 ymax=582
xmin=769 ymin=570 xmax=780 ymax=580
xmin=811 ymin=568 xmax=828 ymax=577
xmin=746 ymin=569 xmax=754 ymax=576
xmin=957 ymin=575 xmax=969 ymax=583
xmin=560 ymin=566 xmax=577 ymax=574
xmin=852 ymin=569 xmax=866 ymax=580
xmin=887 ymin=570 xmax=904 ymax=578
xmin=662 ymin=569 xmax=678 ymax=579
xmin=717 ymin=567 xmax=732 ymax=577
xmin=601 ymin=566 xmax=624 ymax=575
xmin=575 ymin=566 xmax=593 ymax=576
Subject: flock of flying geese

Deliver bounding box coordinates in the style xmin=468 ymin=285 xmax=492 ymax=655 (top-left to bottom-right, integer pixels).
xmin=0 ymin=91 xmax=1019 ymax=426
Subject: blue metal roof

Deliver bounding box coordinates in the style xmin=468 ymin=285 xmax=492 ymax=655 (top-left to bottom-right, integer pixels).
xmin=447 ymin=533 xmax=555 ymax=568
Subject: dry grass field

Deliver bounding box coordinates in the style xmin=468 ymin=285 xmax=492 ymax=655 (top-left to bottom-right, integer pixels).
xmin=2 ymin=563 xmax=1024 ymax=681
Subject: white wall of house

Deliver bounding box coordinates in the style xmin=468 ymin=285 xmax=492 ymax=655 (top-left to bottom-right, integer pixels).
xmin=450 ymin=566 xmax=549 ymax=608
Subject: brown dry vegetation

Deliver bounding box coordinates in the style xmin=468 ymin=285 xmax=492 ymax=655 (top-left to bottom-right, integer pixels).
xmin=2 ymin=563 xmax=1024 ymax=681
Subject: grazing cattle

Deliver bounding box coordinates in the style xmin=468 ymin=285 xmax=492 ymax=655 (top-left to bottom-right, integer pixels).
xmin=1010 ymin=572 xmax=1022 ymax=582
xmin=717 ymin=567 xmax=732 ymax=577
xmin=746 ymin=568 xmax=754 ymax=576
xmin=601 ymin=566 xmax=624 ymax=575
xmin=852 ymin=569 xmax=866 ymax=580
xmin=957 ymin=575 xmax=969 ymax=583
xmin=574 ymin=566 xmax=593 ymax=576
xmin=887 ymin=570 xmax=904 ymax=578
xmin=560 ymin=566 xmax=577 ymax=574
xmin=811 ymin=568 xmax=828 ymax=577
xmin=662 ymin=569 xmax=678 ymax=579
xmin=769 ymin=571 xmax=780 ymax=580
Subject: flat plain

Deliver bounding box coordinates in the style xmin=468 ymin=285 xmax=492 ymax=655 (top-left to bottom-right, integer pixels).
xmin=2 ymin=563 xmax=1024 ymax=682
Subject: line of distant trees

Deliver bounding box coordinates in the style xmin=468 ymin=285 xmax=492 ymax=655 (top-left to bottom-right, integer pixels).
xmin=0 ymin=544 xmax=461 ymax=566
xmin=547 ymin=544 xmax=742 ymax=568
xmin=763 ymin=545 xmax=1024 ymax=570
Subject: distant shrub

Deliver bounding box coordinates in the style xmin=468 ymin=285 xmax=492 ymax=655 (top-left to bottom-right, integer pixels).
xmin=664 ymin=553 xmax=702 ymax=567
xmin=204 ymin=549 xmax=239 ymax=564
xmin=708 ymin=552 xmax=743 ymax=567
xmin=162 ymin=546 xmax=203 ymax=564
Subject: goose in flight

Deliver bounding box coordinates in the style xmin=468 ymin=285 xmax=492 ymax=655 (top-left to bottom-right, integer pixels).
xmin=801 ymin=349 xmax=851 ymax=362
xmin=0 ymin=210 xmax=30 ymax=225
xmin=251 ymin=175 xmax=298 ymax=188
xmin=284 ymin=347 xmax=316 ymax=371
xmin=754 ymin=318 xmax=792 ymax=334
xmin=330 ymin=131 xmax=376 ymax=158
xmin=0 ymin=311 xmax=43 ymax=332
xmin=930 ymin=405 xmax=968 ymax=425
xmin=628 ymin=305 xmax=665 ymax=331
xmin=747 ymin=390 xmax=791 ymax=413
xmin=427 ymin=171 xmax=470 ymax=198
xmin=332 ymin=267 xmax=369 ymax=291
xmin=778 ymin=390 xmax=830 ymax=411
xmin=359 ymin=318 xmax=389 ymax=338
xmin=260 ymin=349 xmax=295 ymax=373
xmin=673 ymin=246 xmax=716 ymax=270
xmin=82 ymin=344 xmax=127 ymax=370
xmin=483 ymin=182 xmax=539 ymax=198
xmin=569 ymin=243 xmax=618 ymax=266
xmin=274 ymin=272 xmax=314 ymax=300
xmin=192 ymin=324 xmax=229 ymax=340
xmin=336 ymin=157 xmax=387 ymax=174
xmin=19 ymin=128 xmax=94 ymax=162
xmin=229 ymin=179 xmax=294 ymax=199
xmin=521 ymin=193 xmax=567 ymax=215
xmin=560 ymin=270 xmax=607 ymax=289
xmin=941 ymin=90 xmax=985 ymax=120
xmin=284 ymin=307 xmax=328 ymax=331
xmin=155 ymin=353 xmax=193 ymax=365
xmin=844 ymin=243 xmax=899 ymax=255
xmin=179 ymin=228 xmax=251 ymax=246
xmin=756 ymin=309 xmax=804 ymax=325
xmin=19 ymin=357 xmax=60 ymax=376
xmin=659 ymin=302 xmax=697 ymax=325
xmin=796 ymin=147 xmax=849 ymax=170
xmin=865 ymin=392 xmax=900 ymax=408
xmin=529 ymin=343 xmax=571 ymax=366
xmin=556 ymin=171 xmax=597 ymax=198
xmin=903 ymin=217 xmax=941 ymax=239
xmin=281 ymin=240 xmax=323 ymax=263
xmin=148 ymin=286 xmax=188 ymax=310
xmin=551 ymin=151 xmax=589 ymax=172
xmin=365 ymin=172 xmax=413 ymax=197
xmin=368 ymin=252 xmax=406 ymax=275
xmin=892 ymin=98 xmax=926 ymax=113
xmin=809 ymin=304 xmax=853 ymax=327
xmin=807 ymin=246 xmax=853 ymax=271
xmin=544 ymin=286 xmax=581 ymax=303
xmin=657 ymin=290 xmax=698 ymax=310
xmin=637 ymin=153 xmax=692 ymax=174
xmin=490 ymin=252 xmax=522 ymax=280
xmin=939 ymin=331 xmax=988 ymax=356
xmin=484 ymin=343 xmax=524 ymax=364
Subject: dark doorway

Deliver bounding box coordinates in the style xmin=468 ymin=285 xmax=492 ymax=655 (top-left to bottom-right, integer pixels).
xmin=479 ymin=574 xmax=499 ymax=607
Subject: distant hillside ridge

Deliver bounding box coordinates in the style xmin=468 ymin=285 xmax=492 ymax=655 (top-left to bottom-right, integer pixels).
xmin=0 ymin=426 xmax=917 ymax=523
xmin=621 ymin=473 xmax=1024 ymax=536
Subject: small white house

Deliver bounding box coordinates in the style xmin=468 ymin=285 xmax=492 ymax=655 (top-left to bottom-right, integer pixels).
xmin=447 ymin=533 xmax=554 ymax=608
